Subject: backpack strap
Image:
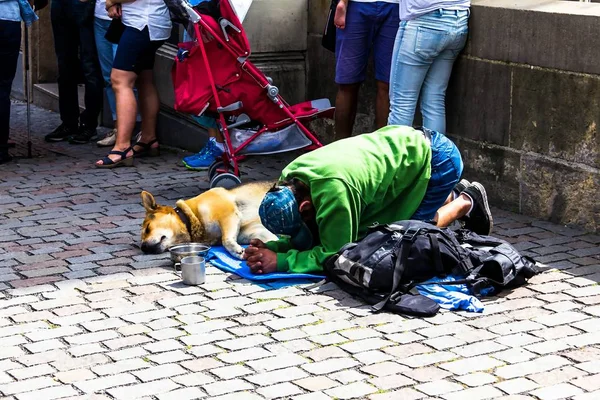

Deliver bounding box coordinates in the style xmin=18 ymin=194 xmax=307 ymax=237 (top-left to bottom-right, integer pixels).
xmin=371 ymin=225 xmax=420 ymax=312
xmin=428 ymin=233 xmax=445 ymax=276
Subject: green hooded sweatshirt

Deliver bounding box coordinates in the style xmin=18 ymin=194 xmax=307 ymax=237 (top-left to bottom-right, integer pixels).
xmin=265 ymin=125 xmax=432 ymax=274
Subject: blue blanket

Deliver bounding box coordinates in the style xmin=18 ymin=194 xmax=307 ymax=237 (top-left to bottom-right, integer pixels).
xmin=206 ymin=246 xmax=323 ymax=288
xmin=415 ymin=276 xmax=495 ymax=313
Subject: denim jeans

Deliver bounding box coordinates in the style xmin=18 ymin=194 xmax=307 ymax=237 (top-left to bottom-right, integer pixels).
xmin=411 ymin=128 xmax=463 ymax=221
xmin=94 ymin=17 xmax=141 ymax=122
xmin=51 ymin=0 xmax=103 ymax=129
xmin=0 ymin=20 xmax=21 ymax=149
xmin=388 ymin=9 xmax=469 ymax=133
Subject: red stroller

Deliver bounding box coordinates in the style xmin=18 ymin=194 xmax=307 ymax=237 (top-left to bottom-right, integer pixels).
xmin=169 ymin=0 xmax=335 ymax=188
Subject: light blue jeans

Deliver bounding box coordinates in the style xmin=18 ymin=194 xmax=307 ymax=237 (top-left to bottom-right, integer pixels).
xmin=94 ymin=17 xmax=140 ymax=122
xmin=388 ymin=9 xmax=469 ymax=133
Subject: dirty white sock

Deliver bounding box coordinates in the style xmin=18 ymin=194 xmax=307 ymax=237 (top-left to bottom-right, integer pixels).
xmin=462 ymin=192 xmax=475 ymax=217
xmin=215 ymin=141 xmax=224 ymax=150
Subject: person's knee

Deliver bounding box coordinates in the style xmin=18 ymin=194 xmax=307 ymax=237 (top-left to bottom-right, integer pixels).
xmin=338 ymin=83 xmax=361 ymax=95
xmin=111 ymin=70 xmax=135 ymax=91
xmin=376 ymin=80 xmax=389 ymax=96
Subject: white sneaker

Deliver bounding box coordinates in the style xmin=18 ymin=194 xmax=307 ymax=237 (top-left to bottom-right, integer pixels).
xmin=97 ymin=129 xmax=117 ymax=147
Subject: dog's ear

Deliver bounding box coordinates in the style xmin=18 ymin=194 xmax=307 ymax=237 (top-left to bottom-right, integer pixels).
xmin=141 ymin=191 xmax=157 ymax=212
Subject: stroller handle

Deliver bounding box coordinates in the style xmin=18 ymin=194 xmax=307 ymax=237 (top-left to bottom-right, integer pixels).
xmin=179 ymin=0 xmax=201 ymax=23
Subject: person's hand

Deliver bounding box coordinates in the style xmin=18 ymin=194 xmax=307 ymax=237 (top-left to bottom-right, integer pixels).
xmin=245 ymin=246 xmax=277 ymax=274
xmin=334 ymin=0 xmax=347 ymax=29
xmin=107 ymin=3 xmax=121 ymax=18
xmin=249 ymin=239 xmax=267 ymax=249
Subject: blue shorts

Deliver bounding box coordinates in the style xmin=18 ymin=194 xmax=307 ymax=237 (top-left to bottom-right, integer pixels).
xmin=411 ymin=129 xmax=463 ymax=221
xmin=113 ymin=27 xmax=165 ymax=74
xmin=335 ymin=1 xmax=399 ymax=84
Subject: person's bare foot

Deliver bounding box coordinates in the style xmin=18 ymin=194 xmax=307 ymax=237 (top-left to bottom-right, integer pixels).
xmin=334 ymin=1 xmax=347 ymax=29
xmin=95 ymin=146 xmax=133 ymax=166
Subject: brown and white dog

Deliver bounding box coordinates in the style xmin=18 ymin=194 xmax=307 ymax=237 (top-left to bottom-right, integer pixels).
xmin=140 ymin=181 xmax=278 ymax=258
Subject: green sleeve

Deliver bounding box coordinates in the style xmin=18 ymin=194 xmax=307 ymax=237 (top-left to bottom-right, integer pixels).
xmin=275 ymin=179 xmax=361 ymax=274
xmin=265 ymin=237 xmax=293 ymax=253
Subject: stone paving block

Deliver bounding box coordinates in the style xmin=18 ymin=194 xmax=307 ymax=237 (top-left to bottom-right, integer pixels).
xmin=171 ymin=371 xmax=215 ymax=386
xmin=91 ymin=359 xmax=148 ymax=376
xmin=73 ymin=373 xmax=137 ymax=393
xmin=398 ymin=351 xmax=457 ymax=368
xmin=0 ymin=376 xmax=58 ymax=395
xmin=103 ymin=334 xmax=153 ymax=350
xmin=54 ymin=368 xmax=97 ymax=384
xmin=257 ymin=382 xmax=303 ymax=399
xmin=107 ymin=379 xmax=181 ymax=400
xmin=301 ymin=357 xmax=359 ymax=375
xmin=495 ymin=355 xmax=571 ymax=379
xmin=132 ymin=364 xmax=187 ymax=382
xmin=147 ymin=350 xmax=193 ymax=364
xmin=14 ymin=384 xmax=79 ymax=400
xmin=247 ymin=354 xmax=308 ymax=372
xmin=441 ymin=385 xmax=504 ymax=400
xmin=202 ymin=378 xmax=254 ymax=396
xmin=325 ymin=381 xmax=377 ymax=399
xmin=414 ymin=379 xmax=463 ymax=396
xmin=529 ymin=383 xmax=584 ymax=400
xmin=440 ymin=355 xmax=505 ymax=375
xmin=246 ymin=367 xmax=308 ymax=386
xmin=156 ymin=387 xmax=207 ymax=400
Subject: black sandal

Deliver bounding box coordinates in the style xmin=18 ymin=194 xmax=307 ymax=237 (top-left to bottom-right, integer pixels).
xmin=132 ymin=139 xmax=159 ymax=158
xmin=95 ymin=148 xmax=134 ymax=169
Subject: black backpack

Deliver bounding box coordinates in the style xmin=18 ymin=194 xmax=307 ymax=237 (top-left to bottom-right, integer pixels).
xmin=323 ymin=220 xmax=540 ymax=316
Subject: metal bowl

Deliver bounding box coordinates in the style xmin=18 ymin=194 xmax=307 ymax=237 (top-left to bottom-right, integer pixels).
xmin=169 ymin=243 xmax=211 ymax=266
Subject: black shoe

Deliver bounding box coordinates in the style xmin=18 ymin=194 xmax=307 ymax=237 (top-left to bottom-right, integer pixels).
xmin=69 ymin=125 xmax=98 ymax=144
xmin=462 ymin=182 xmax=493 ymax=235
xmin=0 ymin=149 xmax=12 ymax=164
xmin=454 ymin=179 xmax=470 ymax=196
xmin=45 ymin=124 xmax=77 ymax=142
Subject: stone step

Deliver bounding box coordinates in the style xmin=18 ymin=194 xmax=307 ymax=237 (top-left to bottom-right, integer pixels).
xmin=33 ymin=83 xmax=86 ymax=114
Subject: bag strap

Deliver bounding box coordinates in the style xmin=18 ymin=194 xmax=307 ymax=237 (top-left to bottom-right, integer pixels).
xmin=371 ymin=225 xmax=420 ymax=312
xmin=429 ymin=233 xmax=445 ymax=276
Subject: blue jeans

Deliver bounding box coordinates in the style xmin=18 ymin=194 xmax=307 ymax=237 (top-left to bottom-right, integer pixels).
xmin=94 ymin=17 xmax=140 ymax=122
xmin=335 ymin=1 xmax=399 ymax=84
xmin=411 ymin=128 xmax=463 ymax=221
xmin=388 ymin=9 xmax=469 ymax=132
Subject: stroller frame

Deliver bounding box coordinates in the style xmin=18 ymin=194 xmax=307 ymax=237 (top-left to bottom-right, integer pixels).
xmin=178 ymin=0 xmax=329 ymax=187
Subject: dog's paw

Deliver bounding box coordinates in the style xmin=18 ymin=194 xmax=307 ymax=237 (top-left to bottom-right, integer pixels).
xmin=227 ymin=245 xmax=246 ymax=260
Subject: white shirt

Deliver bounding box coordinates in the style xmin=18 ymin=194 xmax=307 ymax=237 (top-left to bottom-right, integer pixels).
xmin=95 ymin=0 xmax=111 ymax=20
xmin=122 ymin=0 xmax=173 ymax=41
xmin=351 ymin=0 xmax=400 ymax=3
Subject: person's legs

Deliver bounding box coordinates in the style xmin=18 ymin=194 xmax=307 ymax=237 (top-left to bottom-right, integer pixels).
xmin=94 ymin=17 xmax=118 ymax=122
xmin=103 ymin=68 xmax=137 ymax=161
xmin=411 ymin=129 xmax=464 ymax=222
xmin=334 ymin=83 xmax=360 ymax=140
xmin=0 ymin=20 xmax=21 ymax=163
xmin=372 ymin=1 xmax=399 ymax=129
xmin=134 ymin=69 xmax=160 ymax=149
xmin=334 ymin=2 xmax=376 ymax=139
xmin=47 ymin=0 xmax=80 ymax=140
xmin=182 ymin=116 xmax=224 ymax=170
xmin=69 ymin=0 xmax=102 ymax=143
xmin=419 ymin=11 xmax=469 ymax=132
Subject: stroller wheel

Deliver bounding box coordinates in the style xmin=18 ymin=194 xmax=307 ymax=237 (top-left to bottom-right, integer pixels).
xmin=208 ymin=160 xmax=226 ymax=181
xmin=210 ymin=172 xmax=242 ymax=189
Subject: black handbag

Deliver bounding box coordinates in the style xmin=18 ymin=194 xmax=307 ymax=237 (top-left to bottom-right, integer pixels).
xmin=321 ymin=0 xmax=339 ymax=52
xmin=105 ymin=18 xmax=125 ymax=45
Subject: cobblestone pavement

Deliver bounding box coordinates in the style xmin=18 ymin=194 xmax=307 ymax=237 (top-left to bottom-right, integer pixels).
xmin=2 ymin=103 xmax=600 ymax=400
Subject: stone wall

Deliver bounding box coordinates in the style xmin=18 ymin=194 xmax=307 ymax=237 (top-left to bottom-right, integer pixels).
xmin=307 ymin=0 xmax=600 ymax=232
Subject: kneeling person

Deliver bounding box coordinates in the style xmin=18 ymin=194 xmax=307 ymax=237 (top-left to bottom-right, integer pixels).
xmin=244 ymin=125 xmax=492 ymax=275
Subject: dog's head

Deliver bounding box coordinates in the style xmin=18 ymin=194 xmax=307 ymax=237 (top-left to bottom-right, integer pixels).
xmin=140 ymin=191 xmax=191 ymax=254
